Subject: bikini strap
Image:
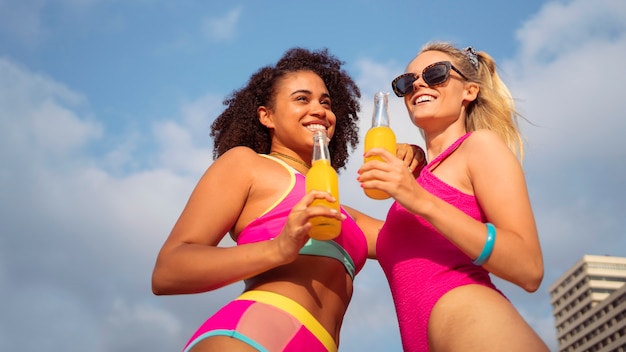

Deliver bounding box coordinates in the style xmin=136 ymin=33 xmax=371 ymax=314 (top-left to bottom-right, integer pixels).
xmin=427 ymin=132 xmax=473 ymax=168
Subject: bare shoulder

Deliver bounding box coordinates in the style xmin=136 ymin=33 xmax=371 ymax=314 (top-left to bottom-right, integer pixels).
xmin=213 ymin=147 xmax=291 ymax=183
xmin=465 ymin=129 xmax=504 ymax=148
xmin=208 ymin=146 xmax=274 ymax=175
xmin=463 ymin=129 xmax=512 ymax=160
xmin=464 ymin=129 xmax=522 ymax=181
xmin=215 ymin=146 xmax=262 ymax=166
xmin=198 ymin=146 xmax=267 ymax=189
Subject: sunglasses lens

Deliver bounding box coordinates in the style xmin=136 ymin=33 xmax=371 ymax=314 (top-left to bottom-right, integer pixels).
xmin=392 ymin=62 xmax=453 ymax=97
xmin=423 ymin=63 xmax=450 ymax=86
xmin=393 ymin=74 xmax=416 ymax=97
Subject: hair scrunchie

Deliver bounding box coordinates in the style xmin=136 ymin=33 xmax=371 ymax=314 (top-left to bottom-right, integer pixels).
xmin=463 ymin=46 xmax=479 ymax=70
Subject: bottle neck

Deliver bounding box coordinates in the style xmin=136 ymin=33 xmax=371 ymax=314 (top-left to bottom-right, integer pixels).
xmin=371 ymin=92 xmax=390 ymax=127
xmin=312 ymin=130 xmax=331 ymax=162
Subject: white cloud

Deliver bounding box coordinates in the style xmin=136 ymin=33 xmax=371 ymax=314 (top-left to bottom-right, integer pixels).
xmin=498 ymin=0 xmax=626 ymax=348
xmin=1 ymin=282 xmax=101 ymax=351
xmin=516 ymin=0 xmax=626 ymax=66
xmin=0 ymin=57 xmax=101 ymax=171
xmin=0 ymin=56 xmax=229 ymax=351
xmin=202 ymin=7 xmax=242 ymax=42
xmin=102 ymin=299 xmax=183 ymax=350
xmin=153 ymin=94 xmax=222 ymax=175
xmin=502 ymin=1 xmax=626 ymax=284
xmin=505 ymin=33 xmax=626 ymax=165
xmin=346 ymin=0 xmax=626 ymax=349
xmin=1 ymin=1 xmax=625 ymax=351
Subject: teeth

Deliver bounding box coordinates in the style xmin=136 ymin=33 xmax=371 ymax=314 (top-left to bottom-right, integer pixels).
xmin=417 ymin=95 xmax=434 ymax=103
xmin=307 ymin=124 xmax=327 ymax=132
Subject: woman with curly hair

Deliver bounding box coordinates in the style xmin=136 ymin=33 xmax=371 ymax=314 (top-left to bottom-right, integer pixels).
xmin=358 ymin=42 xmax=548 ymax=351
xmin=152 ymin=47 xmax=424 ymax=352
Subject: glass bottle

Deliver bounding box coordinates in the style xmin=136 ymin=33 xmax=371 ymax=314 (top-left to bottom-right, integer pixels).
xmin=305 ymin=129 xmax=341 ymax=240
xmin=364 ymin=91 xmax=397 ymax=200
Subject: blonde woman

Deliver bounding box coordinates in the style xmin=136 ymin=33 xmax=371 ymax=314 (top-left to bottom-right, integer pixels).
xmin=358 ymin=42 xmax=548 ymax=351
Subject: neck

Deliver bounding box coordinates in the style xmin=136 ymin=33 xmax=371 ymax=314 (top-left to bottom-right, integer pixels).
xmin=269 ymin=151 xmax=311 ymax=171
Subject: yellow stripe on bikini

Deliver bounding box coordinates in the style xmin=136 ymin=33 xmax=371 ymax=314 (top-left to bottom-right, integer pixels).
xmin=237 ymin=290 xmax=338 ymax=352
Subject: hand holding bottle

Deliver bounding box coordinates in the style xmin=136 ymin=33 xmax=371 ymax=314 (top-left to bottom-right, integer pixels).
xmin=363 ymin=92 xmax=397 ymax=199
xmin=305 ymin=129 xmax=342 ymax=240
xmin=274 ymin=189 xmax=346 ymax=264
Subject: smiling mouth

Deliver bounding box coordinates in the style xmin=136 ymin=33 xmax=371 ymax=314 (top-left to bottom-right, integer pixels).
xmin=306 ymin=124 xmax=327 ymax=133
xmin=416 ymin=95 xmax=435 ymax=104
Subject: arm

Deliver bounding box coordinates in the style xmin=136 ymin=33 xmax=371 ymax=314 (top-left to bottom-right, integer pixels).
xmin=152 ymin=148 xmax=287 ymax=295
xmin=151 ymin=147 xmax=344 ymax=295
xmin=342 ymin=205 xmax=383 ymax=259
xmin=464 ymin=131 xmax=543 ymax=291
xmin=360 ymin=131 xmax=543 ymax=292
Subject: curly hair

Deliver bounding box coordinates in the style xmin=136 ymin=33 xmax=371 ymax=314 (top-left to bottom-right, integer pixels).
xmin=210 ymin=47 xmax=361 ymax=171
xmin=419 ymin=42 xmax=524 ymax=160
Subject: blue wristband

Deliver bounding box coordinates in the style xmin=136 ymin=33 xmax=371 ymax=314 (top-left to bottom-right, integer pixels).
xmin=473 ymin=223 xmax=496 ymax=266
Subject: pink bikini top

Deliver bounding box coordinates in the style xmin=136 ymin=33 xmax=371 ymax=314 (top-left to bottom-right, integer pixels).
xmin=236 ymin=155 xmax=368 ymax=279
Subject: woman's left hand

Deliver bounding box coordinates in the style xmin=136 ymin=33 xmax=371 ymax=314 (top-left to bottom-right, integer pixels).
xmin=358 ymin=148 xmax=421 ymax=204
xmin=396 ymin=143 xmax=426 ymax=178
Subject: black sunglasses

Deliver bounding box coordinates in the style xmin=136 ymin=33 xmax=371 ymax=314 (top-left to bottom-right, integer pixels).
xmin=391 ymin=61 xmax=469 ymax=97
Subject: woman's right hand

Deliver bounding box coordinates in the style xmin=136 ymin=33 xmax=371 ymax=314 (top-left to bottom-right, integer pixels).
xmin=274 ymin=190 xmax=346 ymax=263
xmin=358 ymin=148 xmax=423 ymax=210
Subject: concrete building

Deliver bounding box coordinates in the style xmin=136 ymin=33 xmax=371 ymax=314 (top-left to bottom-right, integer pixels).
xmin=549 ymin=255 xmax=626 ymax=352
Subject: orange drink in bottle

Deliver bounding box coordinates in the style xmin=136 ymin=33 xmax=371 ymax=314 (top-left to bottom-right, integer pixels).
xmin=364 ymin=92 xmax=396 ymax=199
xmin=306 ymin=157 xmax=341 ymax=240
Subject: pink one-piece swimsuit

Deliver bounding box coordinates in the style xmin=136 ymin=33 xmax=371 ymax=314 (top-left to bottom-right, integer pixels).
xmin=376 ymin=132 xmax=504 ymax=352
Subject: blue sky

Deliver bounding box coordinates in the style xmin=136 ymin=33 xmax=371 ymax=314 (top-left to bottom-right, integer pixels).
xmin=1 ymin=0 xmax=625 ymax=351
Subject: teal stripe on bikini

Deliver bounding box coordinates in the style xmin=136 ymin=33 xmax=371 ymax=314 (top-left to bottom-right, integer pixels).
xmin=183 ymin=329 xmax=268 ymax=352
xmin=299 ymin=239 xmax=356 ymax=279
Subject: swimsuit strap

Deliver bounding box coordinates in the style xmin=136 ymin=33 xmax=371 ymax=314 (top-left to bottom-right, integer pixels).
xmin=427 ymin=132 xmax=472 ymax=169
xmin=262 ymin=154 xmax=306 ymax=175
xmin=253 ymin=154 xmax=296 ymax=219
